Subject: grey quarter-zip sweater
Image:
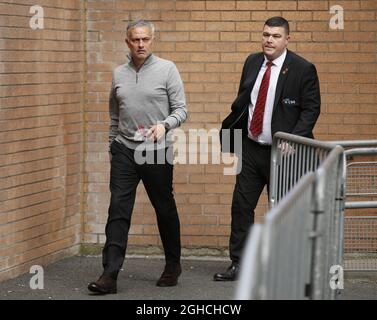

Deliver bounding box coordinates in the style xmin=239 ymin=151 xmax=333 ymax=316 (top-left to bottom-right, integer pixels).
xmin=109 ymin=54 xmax=187 ymax=150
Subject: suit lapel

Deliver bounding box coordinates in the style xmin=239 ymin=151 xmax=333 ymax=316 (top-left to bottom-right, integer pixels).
xmin=244 ymin=54 xmax=265 ymax=97
xmin=272 ymin=50 xmax=292 ymax=114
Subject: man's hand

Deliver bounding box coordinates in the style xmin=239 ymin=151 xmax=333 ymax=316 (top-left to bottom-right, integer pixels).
xmin=278 ymin=141 xmax=295 ymax=156
xmin=146 ymin=123 xmax=166 ymax=141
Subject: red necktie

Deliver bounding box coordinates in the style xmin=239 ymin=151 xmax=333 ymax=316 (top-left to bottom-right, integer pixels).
xmin=249 ymin=61 xmax=273 ymax=137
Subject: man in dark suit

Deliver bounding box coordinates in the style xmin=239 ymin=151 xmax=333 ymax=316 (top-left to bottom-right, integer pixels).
xmin=214 ymin=17 xmax=320 ymax=281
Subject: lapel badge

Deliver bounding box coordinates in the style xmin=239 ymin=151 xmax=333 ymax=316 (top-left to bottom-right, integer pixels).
xmin=282 ymin=67 xmax=289 ymax=75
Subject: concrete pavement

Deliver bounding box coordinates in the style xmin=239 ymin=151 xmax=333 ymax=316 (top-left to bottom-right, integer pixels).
xmin=0 ymin=255 xmax=376 ymax=300
xmin=0 ymin=255 xmax=236 ymax=300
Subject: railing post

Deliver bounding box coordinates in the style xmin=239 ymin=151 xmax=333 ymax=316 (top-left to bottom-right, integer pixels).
xmin=269 ymin=136 xmax=280 ymax=208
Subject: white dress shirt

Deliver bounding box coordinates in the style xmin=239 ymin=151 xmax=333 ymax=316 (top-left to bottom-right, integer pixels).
xmin=247 ymin=49 xmax=287 ymax=145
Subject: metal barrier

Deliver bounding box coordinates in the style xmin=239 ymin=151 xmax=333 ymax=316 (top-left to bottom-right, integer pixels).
xmin=235 ymin=224 xmax=263 ymax=300
xmin=330 ymin=142 xmax=377 ymax=271
xmin=343 ymin=148 xmax=377 ymax=209
xmin=236 ymin=173 xmax=316 ymax=299
xmin=343 ymin=216 xmax=377 ymax=270
xmin=236 ymin=132 xmax=345 ymax=300
xmin=269 ymin=133 xmax=335 ymax=206
xmin=346 ymin=161 xmax=377 ymax=197
xmin=311 ymin=146 xmax=345 ymax=299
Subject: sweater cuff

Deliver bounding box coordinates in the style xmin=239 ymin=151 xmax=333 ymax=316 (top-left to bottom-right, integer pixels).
xmin=162 ymin=117 xmax=178 ymax=130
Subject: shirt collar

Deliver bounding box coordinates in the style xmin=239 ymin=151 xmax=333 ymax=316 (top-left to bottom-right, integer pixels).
xmin=263 ymin=49 xmax=287 ymax=68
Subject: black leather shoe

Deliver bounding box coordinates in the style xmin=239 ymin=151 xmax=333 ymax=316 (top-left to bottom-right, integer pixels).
xmin=88 ymin=275 xmax=117 ymax=294
xmin=156 ymin=263 xmax=182 ymax=287
xmin=213 ymin=263 xmax=239 ymax=281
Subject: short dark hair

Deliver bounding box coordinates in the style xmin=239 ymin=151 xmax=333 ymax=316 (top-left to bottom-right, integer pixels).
xmin=264 ymin=16 xmax=290 ymax=35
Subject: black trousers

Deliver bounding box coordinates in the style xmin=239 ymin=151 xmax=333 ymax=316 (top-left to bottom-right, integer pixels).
xmin=102 ymin=140 xmax=181 ymax=280
xmin=230 ymin=138 xmax=271 ymax=263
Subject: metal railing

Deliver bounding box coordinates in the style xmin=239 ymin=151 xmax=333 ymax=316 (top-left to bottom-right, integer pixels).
xmin=343 ymin=216 xmax=377 ymax=270
xmin=330 ymin=141 xmax=377 ymax=271
xmin=270 ymin=133 xmax=337 ymax=206
xmin=236 ymin=132 xmax=345 ymax=300
xmin=343 ymin=148 xmax=377 ymax=209
xmin=345 ymin=161 xmax=377 ymax=197
xmin=236 ymin=173 xmax=316 ymax=299
xmin=311 ymin=146 xmax=345 ymax=299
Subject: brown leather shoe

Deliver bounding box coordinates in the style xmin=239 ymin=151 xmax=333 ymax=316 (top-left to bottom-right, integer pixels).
xmin=156 ymin=263 xmax=182 ymax=287
xmin=88 ymin=275 xmax=117 ymax=294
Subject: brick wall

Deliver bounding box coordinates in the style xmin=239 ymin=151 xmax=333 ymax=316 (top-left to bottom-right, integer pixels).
xmin=84 ymin=0 xmax=377 ymax=253
xmin=1 ymin=0 xmax=377 ymax=281
xmin=0 ymin=1 xmax=85 ymax=281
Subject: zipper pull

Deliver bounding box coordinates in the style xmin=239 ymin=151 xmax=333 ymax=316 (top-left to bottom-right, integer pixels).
xmin=136 ymin=73 xmax=138 ymax=84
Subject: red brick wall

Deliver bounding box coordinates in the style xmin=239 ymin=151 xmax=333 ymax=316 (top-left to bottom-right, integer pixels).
xmin=84 ymin=0 xmax=377 ymax=252
xmin=0 ymin=1 xmax=85 ymax=281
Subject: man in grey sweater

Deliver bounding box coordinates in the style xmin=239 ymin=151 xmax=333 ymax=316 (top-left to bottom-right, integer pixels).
xmin=88 ymin=20 xmax=187 ymax=294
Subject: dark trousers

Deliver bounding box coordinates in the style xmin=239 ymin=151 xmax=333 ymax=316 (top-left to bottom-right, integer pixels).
xmin=102 ymin=140 xmax=181 ymax=279
xmin=230 ymin=138 xmax=271 ymax=263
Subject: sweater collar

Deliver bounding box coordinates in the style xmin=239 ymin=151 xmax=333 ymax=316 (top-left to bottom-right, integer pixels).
xmin=128 ymin=53 xmax=156 ymax=70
